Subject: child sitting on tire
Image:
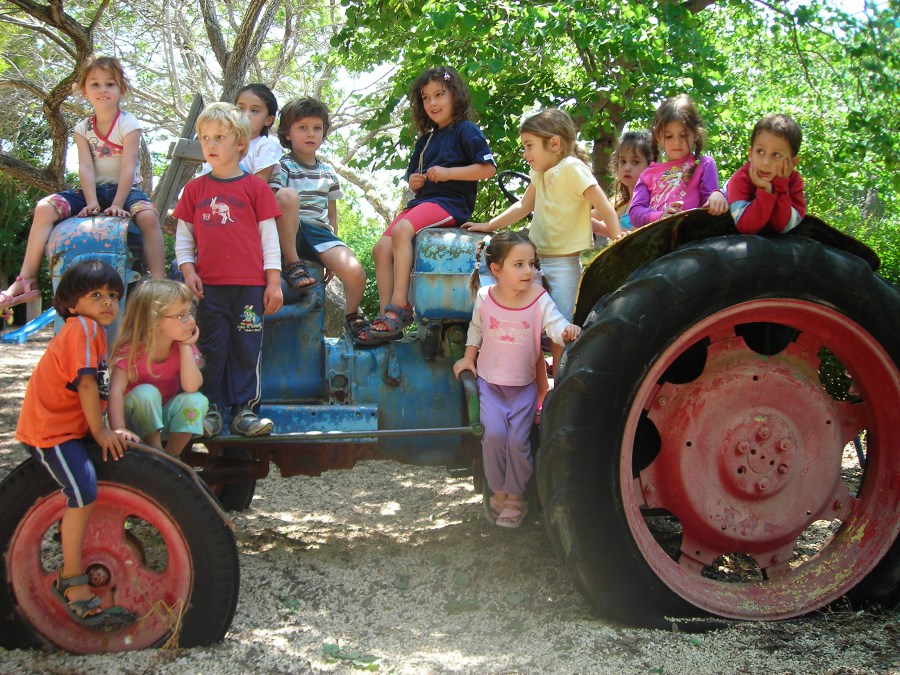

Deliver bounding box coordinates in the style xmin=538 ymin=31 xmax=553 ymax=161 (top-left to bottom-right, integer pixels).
xmin=15 ymin=259 xmax=138 ymax=627
xmin=726 ymin=114 xmax=806 ymax=234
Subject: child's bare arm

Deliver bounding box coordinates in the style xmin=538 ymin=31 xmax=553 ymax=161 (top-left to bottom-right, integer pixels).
xmin=179 ymin=329 xmax=203 ymax=393
xmin=452 ymin=345 xmax=479 ymax=379
xmin=107 ymin=365 xmax=129 ymax=432
xmin=585 ymin=185 xmax=620 ymax=239
xmin=463 ymin=183 xmax=536 ymax=232
xmin=425 ymin=162 xmax=496 ymax=184
xmin=77 ymin=375 xmax=135 ymax=460
xmin=328 ymin=200 xmax=338 ymax=236
xmin=255 ymin=165 xmax=276 ymax=182
xmin=105 ymin=129 xmax=141 ymax=217
xmin=74 ymin=134 xmax=100 ymax=216
xmin=409 ymin=173 xmax=427 ymax=193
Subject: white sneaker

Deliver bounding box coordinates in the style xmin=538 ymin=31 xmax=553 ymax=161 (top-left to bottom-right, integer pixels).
xmin=230 ymin=407 xmax=273 ymax=436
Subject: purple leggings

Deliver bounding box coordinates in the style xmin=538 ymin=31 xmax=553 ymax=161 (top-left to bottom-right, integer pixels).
xmin=477 ymin=377 xmax=537 ymax=496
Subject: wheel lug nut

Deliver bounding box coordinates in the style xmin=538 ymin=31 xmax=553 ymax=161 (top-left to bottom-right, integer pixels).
xmin=657 ymin=397 xmax=667 ymax=407
xmin=757 ymin=480 xmax=769 ymax=491
xmin=777 ymin=464 xmax=790 ymax=475
xmin=778 ymin=439 xmax=792 ymax=452
xmin=736 ymin=441 xmax=749 ymax=454
xmin=757 ymin=426 xmax=771 ymax=440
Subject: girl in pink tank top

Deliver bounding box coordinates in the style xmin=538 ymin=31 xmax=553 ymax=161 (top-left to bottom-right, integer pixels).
xmin=453 ymin=231 xmax=580 ymax=528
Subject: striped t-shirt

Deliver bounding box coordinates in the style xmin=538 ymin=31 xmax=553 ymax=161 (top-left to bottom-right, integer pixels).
xmin=268 ymin=154 xmax=343 ymax=230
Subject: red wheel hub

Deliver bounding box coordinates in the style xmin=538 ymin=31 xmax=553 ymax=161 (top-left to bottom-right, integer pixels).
xmin=623 ymin=300 xmax=900 ymax=619
xmin=641 ymin=337 xmax=853 ymax=568
xmin=8 ymin=483 xmax=193 ymax=653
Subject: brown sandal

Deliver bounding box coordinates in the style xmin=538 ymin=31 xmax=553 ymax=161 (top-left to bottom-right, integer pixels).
xmin=52 ymin=571 xmax=136 ymax=629
xmin=282 ymin=260 xmax=318 ymax=291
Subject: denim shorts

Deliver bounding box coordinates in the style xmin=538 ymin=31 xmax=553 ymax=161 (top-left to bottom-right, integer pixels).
xmin=298 ymin=219 xmax=347 ymax=261
xmin=41 ymin=184 xmax=155 ymax=221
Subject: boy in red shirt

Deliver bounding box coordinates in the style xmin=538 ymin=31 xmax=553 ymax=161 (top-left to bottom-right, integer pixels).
xmin=727 ymin=114 xmax=806 ymax=234
xmin=174 ymin=103 xmax=283 ymax=437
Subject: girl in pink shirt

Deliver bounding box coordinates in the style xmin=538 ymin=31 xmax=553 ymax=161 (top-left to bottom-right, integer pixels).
xmin=453 ymin=231 xmax=580 ymax=528
xmin=629 ymin=94 xmax=728 ymax=228
xmin=108 ymin=279 xmax=209 ymax=457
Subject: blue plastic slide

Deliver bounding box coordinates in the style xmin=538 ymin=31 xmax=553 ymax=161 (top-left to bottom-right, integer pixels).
xmin=1 ymin=308 xmax=57 ymax=344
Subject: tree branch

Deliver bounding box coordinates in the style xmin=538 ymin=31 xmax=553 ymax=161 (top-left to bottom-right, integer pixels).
xmin=330 ymin=157 xmax=393 ymax=225
xmin=0 ymin=78 xmax=48 ymax=100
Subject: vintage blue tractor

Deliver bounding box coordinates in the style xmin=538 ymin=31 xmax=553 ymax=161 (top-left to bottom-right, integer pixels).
xmin=1 ymin=116 xmax=898 ymax=650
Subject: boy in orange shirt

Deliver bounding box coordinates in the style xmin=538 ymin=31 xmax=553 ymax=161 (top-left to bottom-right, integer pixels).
xmin=16 ymin=260 xmax=138 ymax=627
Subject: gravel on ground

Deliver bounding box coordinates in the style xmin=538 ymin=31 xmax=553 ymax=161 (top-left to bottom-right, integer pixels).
xmin=0 ymin=328 xmax=898 ymax=674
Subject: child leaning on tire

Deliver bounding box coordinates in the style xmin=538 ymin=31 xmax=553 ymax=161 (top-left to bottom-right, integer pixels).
xmin=15 ymin=259 xmax=139 ymax=628
xmin=453 ymin=231 xmax=581 ymax=529
xmin=726 ymin=114 xmax=806 ymax=235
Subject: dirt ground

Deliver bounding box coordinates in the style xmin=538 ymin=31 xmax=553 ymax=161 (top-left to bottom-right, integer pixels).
xmin=0 ymin=328 xmax=898 ymax=674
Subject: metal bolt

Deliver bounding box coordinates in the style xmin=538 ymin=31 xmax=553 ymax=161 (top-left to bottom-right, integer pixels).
xmin=778 ymin=439 xmax=792 ymax=452
xmin=657 ymin=397 xmax=667 ymax=407
xmin=777 ymin=464 xmax=790 ymax=475
xmin=645 ymin=484 xmax=655 ymax=493
xmin=757 ymin=480 xmax=769 ymax=491
xmin=757 ymin=426 xmax=771 ymax=440
xmin=736 ymin=440 xmax=749 ymax=454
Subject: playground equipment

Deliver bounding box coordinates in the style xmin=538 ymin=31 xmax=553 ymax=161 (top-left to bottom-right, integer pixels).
xmin=0 ymin=103 xmax=897 ymax=648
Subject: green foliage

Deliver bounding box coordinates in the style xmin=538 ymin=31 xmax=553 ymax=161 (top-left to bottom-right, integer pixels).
xmin=337 ymin=190 xmax=382 ymax=318
xmin=0 ymin=175 xmax=39 ymax=277
xmin=335 ymin=0 xmax=898 ymax=232
xmin=855 ymin=216 xmax=900 ymax=287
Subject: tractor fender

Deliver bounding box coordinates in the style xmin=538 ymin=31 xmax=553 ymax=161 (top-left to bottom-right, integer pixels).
xmin=574 ymin=209 xmax=879 ymax=326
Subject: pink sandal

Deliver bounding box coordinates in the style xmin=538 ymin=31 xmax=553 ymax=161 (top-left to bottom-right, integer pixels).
xmin=487 ymin=494 xmax=506 ymax=523
xmin=0 ymin=276 xmax=41 ymax=309
xmin=495 ymin=497 xmax=528 ymax=529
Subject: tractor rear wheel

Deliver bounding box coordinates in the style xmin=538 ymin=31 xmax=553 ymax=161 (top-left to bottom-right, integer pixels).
xmin=539 ymin=235 xmax=900 ymax=625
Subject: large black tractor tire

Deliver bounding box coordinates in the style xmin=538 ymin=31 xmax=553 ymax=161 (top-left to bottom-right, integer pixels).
xmin=539 ymin=235 xmax=900 ymax=626
xmin=0 ymin=446 xmax=240 ymax=652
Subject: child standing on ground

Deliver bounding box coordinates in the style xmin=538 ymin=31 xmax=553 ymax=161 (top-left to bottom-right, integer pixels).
xmin=726 ymin=114 xmax=806 ymax=234
xmin=267 ymin=97 xmax=371 ymax=345
xmin=370 ymin=66 xmax=496 ymax=342
xmin=610 ymin=130 xmax=653 ymax=231
xmin=629 ymin=94 xmax=728 ymax=228
xmin=174 ymin=102 xmax=282 ymax=437
xmin=464 ymin=109 xmax=619 ymax=381
xmin=0 ymin=56 xmax=165 ymax=309
xmin=199 ymin=83 xmax=283 ymax=182
xmin=453 ymin=231 xmax=581 ymax=528
xmin=15 ymin=259 xmax=138 ymax=627
xmin=108 ymin=280 xmax=209 ymax=456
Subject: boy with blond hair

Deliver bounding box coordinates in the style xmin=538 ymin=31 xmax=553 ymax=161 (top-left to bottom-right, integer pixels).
xmin=727 ymin=114 xmax=806 ymax=234
xmin=174 ymin=102 xmax=282 ymax=436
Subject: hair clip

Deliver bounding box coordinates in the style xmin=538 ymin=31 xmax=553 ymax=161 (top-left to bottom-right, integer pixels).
xmin=482 ymin=235 xmax=491 ymax=246
xmin=443 ymin=72 xmax=451 ymax=81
